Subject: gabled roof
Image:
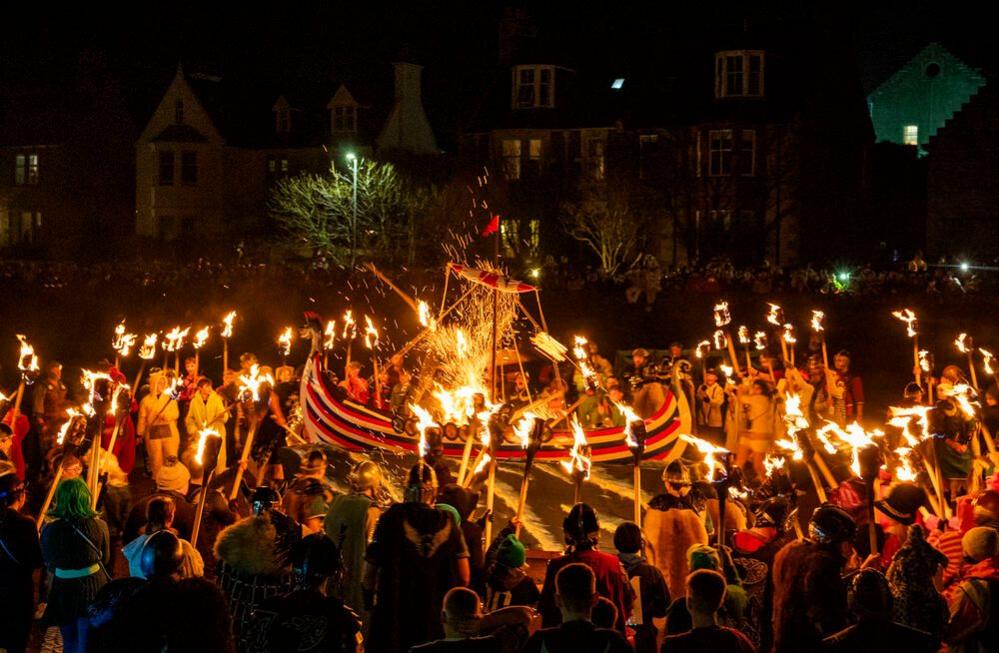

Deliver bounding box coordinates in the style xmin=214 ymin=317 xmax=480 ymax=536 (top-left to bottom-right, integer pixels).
xmin=869 ymin=42 xmax=985 ymax=99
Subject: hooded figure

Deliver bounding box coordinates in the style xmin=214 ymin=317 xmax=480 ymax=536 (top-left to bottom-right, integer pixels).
xmin=886 ymin=523 xmax=948 ymax=643
xmin=642 ymin=461 xmax=709 ymax=600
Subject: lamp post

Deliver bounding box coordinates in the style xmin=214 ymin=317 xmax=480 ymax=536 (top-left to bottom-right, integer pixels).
xmin=346 ymin=152 xmax=359 ymax=265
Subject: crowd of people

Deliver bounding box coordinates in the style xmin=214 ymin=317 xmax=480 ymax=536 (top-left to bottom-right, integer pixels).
xmin=2 ymin=303 xmax=999 ymax=652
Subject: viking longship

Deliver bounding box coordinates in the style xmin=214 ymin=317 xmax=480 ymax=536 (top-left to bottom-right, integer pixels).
xmin=298 ymin=263 xmax=693 ymax=465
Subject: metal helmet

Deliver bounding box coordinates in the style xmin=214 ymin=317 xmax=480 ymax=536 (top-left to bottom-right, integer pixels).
xmin=139 ymin=530 xmax=184 ymax=579
xmin=349 ymin=460 xmax=382 ymax=492
xmin=808 ymin=503 xmax=857 ymax=545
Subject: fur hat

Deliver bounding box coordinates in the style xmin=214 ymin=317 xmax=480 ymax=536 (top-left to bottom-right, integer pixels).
xmin=962 ymin=526 xmax=999 ymax=562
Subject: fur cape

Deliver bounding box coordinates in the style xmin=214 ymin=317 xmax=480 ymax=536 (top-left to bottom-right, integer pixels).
xmin=213 ymin=515 xmax=283 ymax=578
xmin=643 ymin=494 xmax=709 ymax=600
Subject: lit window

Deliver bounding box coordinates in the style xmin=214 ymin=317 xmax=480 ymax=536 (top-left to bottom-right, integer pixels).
xmin=708 ymin=130 xmax=733 ymax=176
xmin=276 ymin=108 xmax=290 ymax=134
xmin=175 ymin=99 xmax=184 ymax=124
xmin=181 ymin=151 xmax=198 ymax=185
xmin=14 ymin=154 xmax=38 ymax=186
xmin=502 ymin=140 xmax=522 ymax=180
xmin=513 ymin=65 xmax=556 ymax=109
xmin=268 ymin=158 xmax=276 ymax=173
xmin=333 ymin=106 xmax=356 ymax=132
xmin=158 ymin=150 xmax=175 ymax=186
xmin=715 ymin=51 xmax=765 ymax=98
xmin=738 ymin=130 xmax=756 ymax=176
xmin=611 ymin=78 xmax=625 ymax=90
xmin=280 ymin=159 xmax=289 ymax=172
xmin=903 ymin=124 xmax=919 ymax=146
xmin=586 ymin=138 xmax=606 ymax=180
xmin=525 ymin=139 xmax=542 ymax=177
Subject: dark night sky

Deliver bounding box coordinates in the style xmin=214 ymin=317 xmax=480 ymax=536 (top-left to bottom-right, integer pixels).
xmin=1 ymin=2 xmax=993 ymax=127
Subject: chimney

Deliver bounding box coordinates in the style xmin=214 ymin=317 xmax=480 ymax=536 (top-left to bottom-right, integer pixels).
xmin=377 ymin=62 xmax=438 ymax=155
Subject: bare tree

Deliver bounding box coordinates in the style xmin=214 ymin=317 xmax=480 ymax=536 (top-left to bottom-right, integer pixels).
xmin=268 ymin=160 xmax=414 ymax=263
xmin=561 ymin=181 xmax=649 ymax=277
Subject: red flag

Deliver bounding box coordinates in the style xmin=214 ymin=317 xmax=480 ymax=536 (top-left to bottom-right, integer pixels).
xmin=481 ymin=214 xmax=500 ymax=237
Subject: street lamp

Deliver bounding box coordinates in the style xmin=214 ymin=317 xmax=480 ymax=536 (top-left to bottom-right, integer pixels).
xmin=346 ymin=152 xmax=359 ymax=265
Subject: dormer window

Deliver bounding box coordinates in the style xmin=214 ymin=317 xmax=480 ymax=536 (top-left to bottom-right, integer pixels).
xmin=276 ymin=108 xmax=291 ymax=134
xmin=333 ymin=105 xmax=356 ymax=133
xmin=174 ymin=99 xmax=184 ymax=124
xmin=513 ymin=65 xmax=555 ymax=109
xmin=715 ymin=51 xmax=765 ymax=98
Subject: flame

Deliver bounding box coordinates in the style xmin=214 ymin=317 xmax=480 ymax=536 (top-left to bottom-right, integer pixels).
xmin=894 ymin=447 xmax=918 ymax=482
xmin=277 ymin=327 xmax=293 ymax=356
xmin=194 ymin=427 xmax=218 ymax=465
xmin=947 ymin=382 xmax=979 ymax=419
xmin=754 ymin=331 xmax=767 ymax=351
xmin=679 ymin=434 xmax=729 ymax=481
xmin=956 ymin=333 xmax=970 ymax=354
xmin=782 ymin=323 xmax=797 ymax=345
xmin=417 ymin=300 xmax=437 ymax=331
xmin=818 ymin=420 xmax=884 ymax=477
xmin=514 ymin=412 xmax=539 ymax=449
xmin=239 ymin=364 xmax=274 ymax=402
xmin=738 ymin=326 xmax=750 ymax=345
xmin=777 ymin=393 xmax=810 ymax=461
xmin=81 ymin=369 xmax=113 ymax=408
xmin=719 ymin=364 xmax=734 ymax=380
xmin=573 ymin=335 xmax=599 ymax=388
xmin=56 ymin=408 xmax=82 ymax=445
xmin=139 ymin=333 xmax=158 ymax=360
xmin=341 ymin=310 xmax=355 ymax=339
xmin=323 ymin=321 xmax=336 ymax=351
xmin=163 ymin=326 xmax=190 ymax=352
xmin=888 ymin=405 xmax=932 ymax=447
xmin=918 ymin=349 xmax=931 ymax=373
xmin=363 ymin=316 xmax=379 ymax=350
xmin=531 ymin=331 xmax=568 ymax=362
xmin=695 ymin=340 xmax=711 ymax=359
xmin=764 ymin=454 xmax=786 ymax=477
xmin=982 ymin=348 xmax=995 ymax=375
xmin=221 ymin=311 xmax=236 ymax=338
xmin=410 ymin=404 xmax=437 ymax=458
xmin=560 ymin=416 xmax=591 ymax=480
xmin=713 ymin=329 xmax=727 ymax=350
xmin=107 ymin=382 xmax=130 ymax=418
xmin=472 ymin=451 xmax=492 ymax=476
xmin=766 ymin=303 xmax=783 ymax=327
xmin=193 ymin=326 xmax=210 ymax=350
xmin=112 ymin=322 xmax=138 ymax=357
xmin=15 ymin=334 xmax=38 ymax=373
xmin=615 ymin=402 xmax=642 ymax=448
xmin=891 ymin=308 xmax=918 ymax=338
xmin=811 ymin=310 xmax=825 ymax=333
xmin=713 ymin=301 xmax=731 ymax=327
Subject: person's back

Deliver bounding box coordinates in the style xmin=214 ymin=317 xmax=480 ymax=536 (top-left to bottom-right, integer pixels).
xmin=410 ymin=587 xmax=502 ymax=653
xmin=614 ymin=521 xmax=669 ymax=653
xmin=524 ymin=563 xmax=632 ymax=653
xmin=661 ymin=569 xmax=756 ymax=653
xmin=251 ymin=588 xmax=362 ymax=653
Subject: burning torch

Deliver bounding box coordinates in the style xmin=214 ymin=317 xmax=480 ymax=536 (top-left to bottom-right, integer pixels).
xmin=892 ymin=308 xmax=920 ymax=387
xmin=221 ymin=311 xmax=236 ymax=372
xmin=513 ymin=412 xmax=545 ymax=536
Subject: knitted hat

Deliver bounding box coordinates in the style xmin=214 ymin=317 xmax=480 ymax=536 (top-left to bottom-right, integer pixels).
xmin=687 ymin=543 xmax=721 ymax=571
xmin=874 ymin=483 xmax=927 ymax=526
xmin=155 ymin=457 xmax=191 ymax=494
xmin=497 ymin=534 xmax=526 ymax=568
xmin=963 ymin=526 xmax=999 ymax=562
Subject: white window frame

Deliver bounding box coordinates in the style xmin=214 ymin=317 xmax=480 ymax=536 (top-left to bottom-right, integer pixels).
xmin=715 ymin=51 xmax=765 ymax=98
xmin=739 ymin=129 xmax=756 ymax=176
xmin=903 ymin=124 xmax=919 ymax=146
xmin=513 ymin=65 xmax=556 ymax=109
xmin=586 ymin=138 xmax=606 ymax=181
xmin=14 ymin=153 xmax=38 ymax=186
xmin=502 ymin=139 xmax=522 ymax=180
xmin=708 ymin=130 xmax=733 ymax=176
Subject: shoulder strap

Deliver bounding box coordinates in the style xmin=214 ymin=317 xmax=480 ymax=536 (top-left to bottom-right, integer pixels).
xmin=70 ymin=521 xmax=111 ymax=579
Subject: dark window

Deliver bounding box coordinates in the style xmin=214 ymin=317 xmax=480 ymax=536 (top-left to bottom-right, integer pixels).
xmin=709 ymin=130 xmax=733 ymax=176
xmin=181 ymin=151 xmax=198 ymax=185
xmin=738 ymin=130 xmax=756 ymax=176
xmin=276 ymin=108 xmax=290 ymax=133
xmin=925 ymin=62 xmax=941 ymax=78
xmin=747 ymin=55 xmax=762 ymax=95
xmin=333 ymin=106 xmax=356 ymax=132
xmin=158 ymin=215 xmax=176 ymax=240
xmin=158 ymin=150 xmax=175 ymax=185
xmin=175 ymin=99 xmax=184 ymax=124
xmin=538 ymin=68 xmax=552 ymax=107
xmin=181 ymin=216 xmax=196 ymax=236
xmin=517 ymin=68 xmax=536 ymax=108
